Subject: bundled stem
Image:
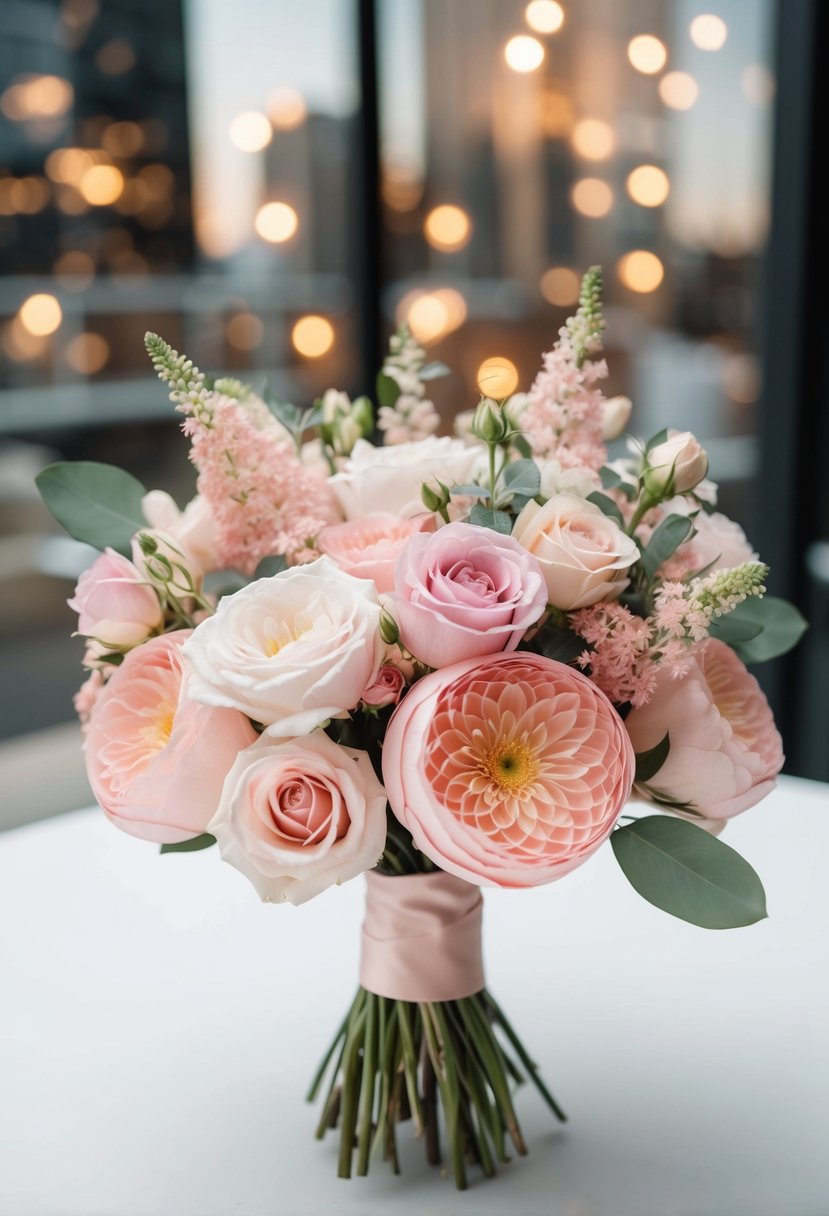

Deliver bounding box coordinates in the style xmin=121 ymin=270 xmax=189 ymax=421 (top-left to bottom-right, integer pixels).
xmin=308 ymin=986 xmax=566 ymax=1189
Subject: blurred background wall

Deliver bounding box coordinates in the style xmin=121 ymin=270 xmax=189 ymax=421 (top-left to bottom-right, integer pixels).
xmin=1 ymin=0 xmax=826 ymax=821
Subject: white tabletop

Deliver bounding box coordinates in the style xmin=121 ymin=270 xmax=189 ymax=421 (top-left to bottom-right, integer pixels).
xmin=1 ymin=776 xmax=828 ymax=1216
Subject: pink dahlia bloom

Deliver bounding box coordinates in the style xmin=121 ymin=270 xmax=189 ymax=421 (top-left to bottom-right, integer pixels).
xmin=317 ymin=513 xmax=434 ymax=594
xmin=383 ymin=651 xmax=634 ymax=887
xmin=85 ymin=631 xmax=258 ymax=843
xmin=388 ymin=522 xmax=548 ymax=670
xmin=625 ymin=638 xmax=783 ymax=820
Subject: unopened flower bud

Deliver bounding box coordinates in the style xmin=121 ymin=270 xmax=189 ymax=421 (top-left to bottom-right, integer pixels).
xmin=601 ymin=395 xmax=633 ymax=441
xmin=471 ymin=397 xmax=510 ymax=444
xmin=643 ymin=430 xmax=709 ymax=498
xmin=379 ymin=608 xmax=399 ymax=646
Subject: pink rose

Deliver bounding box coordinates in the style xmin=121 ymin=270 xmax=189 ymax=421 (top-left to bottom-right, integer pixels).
xmin=387 ymin=522 xmax=547 ymax=669
xmin=317 ymin=513 xmax=435 ymax=594
xmin=383 ymin=651 xmax=634 ymax=887
xmin=361 ymin=663 xmax=405 ymax=708
xmin=141 ymin=490 xmax=219 ymax=574
xmin=625 ymin=638 xmax=783 ymax=820
xmin=512 ymin=493 xmax=639 ymax=610
xmin=85 ymin=631 xmax=258 ymax=842
xmin=68 ymin=548 xmax=163 ymax=649
xmin=684 ymin=511 xmax=757 ymax=575
xmin=208 ymin=732 xmax=388 ymax=904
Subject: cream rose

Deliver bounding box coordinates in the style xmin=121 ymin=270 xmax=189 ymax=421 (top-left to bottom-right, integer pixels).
xmin=644 ymin=430 xmax=709 ymax=496
xmin=209 ymin=732 xmax=388 ymax=904
xmin=329 ymin=437 xmax=481 ymax=519
xmin=512 ymin=492 xmax=639 ymax=610
xmin=183 ymin=556 xmax=384 ymax=736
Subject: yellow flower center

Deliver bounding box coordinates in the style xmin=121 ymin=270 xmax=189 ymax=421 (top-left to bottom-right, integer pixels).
xmin=142 ymin=702 xmax=175 ymax=753
xmin=264 ymin=613 xmax=312 ymax=657
xmin=478 ymin=739 xmax=539 ymax=791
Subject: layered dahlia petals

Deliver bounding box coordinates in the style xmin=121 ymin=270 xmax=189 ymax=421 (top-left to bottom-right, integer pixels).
xmin=383 ymin=651 xmax=634 ymax=887
xmin=625 ymin=638 xmax=783 ymax=820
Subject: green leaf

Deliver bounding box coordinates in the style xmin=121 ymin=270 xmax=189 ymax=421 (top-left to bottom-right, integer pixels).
xmin=376 ymin=371 xmax=400 ymax=409
xmin=419 ymin=360 xmax=450 ymax=381
xmin=451 ymin=484 xmax=491 ymax=498
xmin=640 ymin=514 xmax=695 ymax=580
xmin=520 ymin=625 xmax=585 ymax=664
xmin=160 ymin=833 xmax=216 ymax=854
xmin=503 ymin=459 xmax=541 ymax=498
xmin=262 ymin=384 xmax=301 ymax=429
xmin=253 ymin=555 xmax=287 ymax=579
xmin=710 ymin=595 xmax=807 ymax=663
xmin=36 ymin=462 xmax=147 ymax=556
xmin=587 ymin=490 xmax=625 ymax=528
xmin=469 ymin=504 xmax=513 ymax=535
xmin=599 ymin=465 xmax=623 ymax=489
xmin=634 ymin=733 xmax=670 ymax=783
xmin=644 ymin=428 xmax=669 ymax=455
xmin=512 ymin=432 xmax=533 ymax=459
xmin=611 ymin=816 xmax=767 ymax=929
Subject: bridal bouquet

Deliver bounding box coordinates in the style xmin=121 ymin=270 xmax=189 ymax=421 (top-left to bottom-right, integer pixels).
xmin=37 ymin=269 xmax=805 ymax=1189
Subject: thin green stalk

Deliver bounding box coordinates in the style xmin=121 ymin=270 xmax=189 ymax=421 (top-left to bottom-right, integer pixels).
xmin=459 ymin=997 xmax=527 ymax=1156
xmin=422 ymin=1003 xmax=466 ymax=1190
xmin=337 ymin=1003 xmax=367 ymax=1179
xmin=306 ymin=1001 xmax=354 ymax=1102
xmin=356 ymin=993 xmax=378 ymax=1175
xmin=395 ymin=1001 xmax=424 ymax=1135
xmin=483 ymin=990 xmax=568 ymax=1123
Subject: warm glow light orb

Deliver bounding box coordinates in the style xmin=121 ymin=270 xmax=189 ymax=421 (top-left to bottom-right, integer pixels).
xmin=267 ymin=87 xmax=307 ymax=129
xmin=504 ymin=35 xmax=545 ymax=73
xmin=659 ymin=71 xmax=699 ymax=110
xmin=626 ymin=165 xmax=670 ymax=207
xmin=407 ymin=294 xmax=451 ymax=343
xmin=540 ymin=266 xmax=580 ymax=306
xmin=571 ymin=178 xmax=614 ymax=218
xmin=525 ymin=1 xmax=564 ymax=34
xmin=19 ymin=293 xmax=63 ymax=336
xmin=229 ymin=110 xmax=273 ymax=152
xmin=627 ymin=34 xmax=668 ymax=74
xmin=618 ymin=251 xmax=664 ymax=293
xmin=571 ymin=118 xmax=615 ymax=160
xmin=79 ymin=164 xmax=124 ymax=205
xmin=292 ymin=315 xmax=334 ymax=358
xmin=66 ymin=332 xmax=110 ymax=374
xmin=226 ymin=312 xmax=264 ymax=351
xmin=255 ymin=201 xmax=298 ymax=243
xmin=476 ymin=357 xmax=519 ymax=399
xmin=690 ymin=14 xmax=728 ymax=51
xmin=424 ymin=204 xmax=471 ymax=252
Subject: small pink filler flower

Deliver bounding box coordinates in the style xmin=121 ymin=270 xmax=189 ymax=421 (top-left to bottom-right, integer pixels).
xmin=383 ymin=651 xmax=634 ymax=887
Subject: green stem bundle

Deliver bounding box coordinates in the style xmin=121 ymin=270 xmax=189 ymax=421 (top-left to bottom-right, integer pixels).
xmin=308 ymin=986 xmax=566 ymax=1189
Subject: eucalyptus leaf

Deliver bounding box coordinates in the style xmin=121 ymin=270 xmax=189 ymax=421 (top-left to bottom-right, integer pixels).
xmin=710 ymin=596 xmax=807 ymax=663
xmin=644 ymin=428 xmax=669 ymax=455
xmin=469 ymin=504 xmax=513 ymax=535
xmin=35 ymin=462 xmax=147 ymax=556
xmin=586 ymin=491 xmax=625 ymax=528
xmin=253 ymin=555 xmax=288 ymax=579
xmin=512 ymin=433 xmax=533 ymax=459
xmin=634 ymin=733 xmax=670 ymax=784
xmin=262 ymin=389 xmax=301 ymax=430
xmin=503 ymin=459 xmax=541 ymax=498
xmin=419 ymin=360 xmax=450 ymax=381
xmin=599 ymin=465 xmax=623 ymax=489
xmin=610 ymin=816 xmax=767 ymax=929
xmin=160 ymin=833 xmax=216 ymax=854
xmin=451 ymin=484 xmax=491 ymax=498
xmin=640 ymin=514 xmax=695 ymax=580
xmin=376 ymin=371 xmax=400 ymax=409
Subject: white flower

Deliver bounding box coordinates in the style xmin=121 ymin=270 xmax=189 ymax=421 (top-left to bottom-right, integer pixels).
xmin=644 ymin=430 xmax=709 ymax=496
xmin=183 ymin=556 xmax=384 ymax=735
xmin=329 ymin=437 xmax=481 ymax=519
xmin=536 ymin=459 xmax=597 ymax=501
xmin=601 ymin=395 xmax=633 ymax=440
xmin=209 ymin=732 xmax=387 ymax=905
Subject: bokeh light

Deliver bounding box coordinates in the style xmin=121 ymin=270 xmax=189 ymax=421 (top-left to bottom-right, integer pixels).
xmin=292 ymin=315 xmax=334 ymax=358
xmin=742 ymin=64 xmax=775 ymax=106
xmin=255 ymin=201 xmax=298 ymax=243
xmin=476 ymin=357 xmax=519 ymax=398
xmin=626 ymin=165 xmax=670 ymax=207
xmin=53 ymin=250 xmax=96 ymax=289
xmin=19 ymin=293 xmax=63 ymax=336
xmin=267 ymin=87 xmax=307 ymax=129
xmin=65 ymin=332 xmax=110 ymax=374
xmin=79 ymin=164 xmax=124 ymax=205
xmin=525 ymin=1 xmax=564 ymax=34
xmin=540 ymin=266 xmax=580 ymax=306
xmin=571 ymin=178 xmax=614 ymax=218
xmin=101 ymin=121 xmax=145 ymax=157
xmin=571 ymin=118 xmax=615 ymax=160
xmin=618 ymin=251 xmax=664 ymax=293
xmin=0 ymin=74 xmax=74 ymax=121
xmin=226 ymin=312 xmax=264 ymax=351
xmin=690 ymin=14 xmax=728 ymax=51
xmin=504 ymin=35 xmax=545 ymax=73
xmin=627 ymin=35 xmax=667 ymax=75
xmin=229 ymin=110 xmax=272 ymax=152
xmin=424 ymin=204 xmax=472 ymax=252
xmin=95 ymin=39 xmax=137 ymax=75
xmin=659 ymin=71 xmax=699 ymax=110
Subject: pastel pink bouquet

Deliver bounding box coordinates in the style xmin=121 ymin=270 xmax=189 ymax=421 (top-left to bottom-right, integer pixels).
xmin=37 ymin=268 xmax=805 ymax=1190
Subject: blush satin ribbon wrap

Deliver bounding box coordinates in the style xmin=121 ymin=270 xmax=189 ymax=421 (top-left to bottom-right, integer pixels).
xmin=359 ymin=870 xmax=485 ymax=1002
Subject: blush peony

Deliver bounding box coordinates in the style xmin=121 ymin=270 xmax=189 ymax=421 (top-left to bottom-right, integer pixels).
xmin=183 ymin=556 xmax=384 ymax=736
xmin=328 ymin=437 xmax=481 ymax=519
xmin=208 ymin=732 xmax=388 ymax=904
xmin=388 ymin=522 xmax=547 ymax=669
xmin=317 ymin=513 xmax=435 ymax=594
xmin=382 ymin=651 xmax=634 ymax=887
xmin=84 ymin=631 xmax=258 ymax=842
xmin=625 ymin=638 xmax=783 ymax=820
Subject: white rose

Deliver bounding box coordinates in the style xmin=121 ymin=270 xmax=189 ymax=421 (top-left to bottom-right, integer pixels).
xmin=183 ymin=556 xmax=384 ymax=735
xmin=536 ymin=459 xmax=597 ymax=501
xmin=644 ymin=430 xmax=709 ymax=496
xmin=601 ymin=395 xmax=633 ymax=440
xmin=209 ymin=732 xmax=387 ymax=905
xmin=141 ymin=490 xmax=219 ymax=574
xmin=329 ymin=437 xmax=481 ymax=519
xmin=512 ymin=493 xmax=639 ymax=610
